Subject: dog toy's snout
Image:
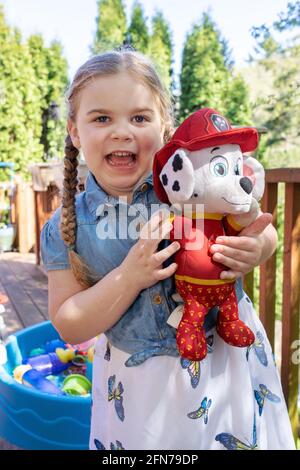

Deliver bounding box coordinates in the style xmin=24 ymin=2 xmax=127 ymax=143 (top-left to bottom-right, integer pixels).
xmin=239 ymin=176 xmax=253 ymax=194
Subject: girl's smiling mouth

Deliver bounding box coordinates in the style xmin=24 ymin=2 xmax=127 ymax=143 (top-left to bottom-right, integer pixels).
xmin=105 ymin=151 xmax=137 ymax=168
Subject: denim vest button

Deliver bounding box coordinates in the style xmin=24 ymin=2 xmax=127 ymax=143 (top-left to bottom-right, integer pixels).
xmin=153 ymin=294 xmax=162 ymax=305
xmin=140 ymin=183 xmax=148 ymax=192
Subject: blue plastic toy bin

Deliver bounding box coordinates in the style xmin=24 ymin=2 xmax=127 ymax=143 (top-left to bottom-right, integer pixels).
xmin=0 ymin=321 xmax=91 ymax=450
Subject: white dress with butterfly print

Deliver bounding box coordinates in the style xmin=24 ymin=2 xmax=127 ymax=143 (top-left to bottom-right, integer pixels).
xmin=89 ymin=292 xmax=296 ymax=450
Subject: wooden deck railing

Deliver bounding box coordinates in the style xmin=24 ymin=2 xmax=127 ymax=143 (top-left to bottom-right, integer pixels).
xmin=12 ymin=168 xmax=300 ymax=441
xmin=245 ymin=168 xmax=300 ymax=440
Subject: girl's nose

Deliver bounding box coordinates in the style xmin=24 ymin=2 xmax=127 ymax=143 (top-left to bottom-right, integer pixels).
xmin=110 ymin=122 xmax=133 ymax=141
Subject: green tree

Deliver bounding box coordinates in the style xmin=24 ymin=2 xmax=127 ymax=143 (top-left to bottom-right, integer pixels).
xmin=92 ymin=0 xmax=127 ymax=53
xmin=148 ymin=10 xmax=173 ymax=92
xmin=274 ymin=0 xmax=300 ymax=31
xmin=249 ymin=5 xmax=300 ymax=166
xmin=180 ymin=14 xmax=229 ymax=119
xmin=0 ymin=7 xmax=42 ymax=177
xmin=27 ymin=35 xmax=68 ymax=161
xmin=180 ymin=13 xmax=251 ymax=125
xmin=42 ymin=41 xmax=68 ymax=160
xmin=0 ymin=8 xmax=69 ymax=178
xmin=224 ymin=74 xmax=252 ymax=126
xmin=128 ymin=1 xmax=149 ymax=53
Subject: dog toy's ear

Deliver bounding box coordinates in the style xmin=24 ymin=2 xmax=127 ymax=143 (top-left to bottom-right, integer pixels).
xmin=159 ymin=149 xmax=195 ymax=203
xmin=243 ymin=156 xmax=265 ymax=201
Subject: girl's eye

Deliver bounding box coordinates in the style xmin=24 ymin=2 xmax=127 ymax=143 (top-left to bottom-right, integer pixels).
xmin=133 ymin=115 xmax=147 ymax=123
xmin=96 ymin=116 xmax=109 ymax=123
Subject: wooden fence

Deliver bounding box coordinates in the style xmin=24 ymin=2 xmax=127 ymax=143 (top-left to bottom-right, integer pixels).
xmin=9 ymin=168 xmax=300 ymax=440
xmin=244 ymin=168 xmax=300 ymax=440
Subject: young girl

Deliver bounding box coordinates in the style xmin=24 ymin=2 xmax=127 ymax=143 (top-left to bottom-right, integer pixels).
xmin=41 ymin=49 xmax=295 ymax=450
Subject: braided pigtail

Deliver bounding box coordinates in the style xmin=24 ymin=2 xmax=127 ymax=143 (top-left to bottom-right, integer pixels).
xmin=60 ymin=135 xmax=100 ymax=288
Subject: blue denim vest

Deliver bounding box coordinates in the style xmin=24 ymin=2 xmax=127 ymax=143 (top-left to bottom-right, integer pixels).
xmin=41 ymin=171 xmax=244 ymax=366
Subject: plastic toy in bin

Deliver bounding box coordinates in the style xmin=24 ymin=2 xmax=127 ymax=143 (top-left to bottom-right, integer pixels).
xmin=62 ymin=374 xmax=92 ymax=396
xmin=23 ymin=348 xmax=75 ymax=375
xmin=14 ymin=364 xmax=64 ymax=396
xmin=13 ymin=347 xmax=75 ymax=395
xmin=28 ymin=339 xmax=66 ymax=357
xmin=0 ymin=321 xmax=92 ymax=450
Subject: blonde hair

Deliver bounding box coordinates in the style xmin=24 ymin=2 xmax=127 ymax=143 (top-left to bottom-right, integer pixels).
xmin=61 ymin=50 xmax=175 ymax=288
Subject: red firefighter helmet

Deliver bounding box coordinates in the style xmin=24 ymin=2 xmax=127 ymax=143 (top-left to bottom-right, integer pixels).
xmin=153 ymin=108 xmax=259 ymax=203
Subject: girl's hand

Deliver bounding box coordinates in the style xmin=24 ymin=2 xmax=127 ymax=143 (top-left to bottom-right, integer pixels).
xmin=120 ymin=210 xmax=180 ymax=291
xmin=210 ymin=212 xmax=273 ymax=280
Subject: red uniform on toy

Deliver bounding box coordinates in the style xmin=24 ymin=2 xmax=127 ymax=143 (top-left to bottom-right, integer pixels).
xmin=153 ymin=108 xmax=265 ymax=361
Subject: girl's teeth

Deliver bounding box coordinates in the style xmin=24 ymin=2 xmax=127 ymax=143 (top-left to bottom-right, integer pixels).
xmin=110 ymin=152 xmax=134 ymax=157
xmin=106 ymin=153 xmax=136 ymax=167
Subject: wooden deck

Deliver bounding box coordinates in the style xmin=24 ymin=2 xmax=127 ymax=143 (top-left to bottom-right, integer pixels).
xmin=0 ymin=252 xmax=49 ymax=450
xmin=0 ymin=252 xmax=48 ymax=334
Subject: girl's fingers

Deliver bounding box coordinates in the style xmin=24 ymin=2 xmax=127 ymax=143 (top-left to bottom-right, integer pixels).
xmin=212 ymin=252 xmax=249 ymax=273
xmin=141 ymin=220 xmax=173 ymax=249
xmin=211 ymin=245 xmax=257 ymax=264
xmin=152 ymin=218 xmax=173 ymax=242
xmin=215 ymin=214 xmax=272 ymax=247
xmin=149 ymin=209 xmax=169 ymax=233
xmin=140 ymin=210 xmax=170 ymax=241
xmin=140 ymin=212 xmax=161 ymax=239
xmin=154 ymin=241 xmax=180 ymax=265
xmin=155 ymin=262 xmax=178 ymax=281
xmin=239 ymin=212 xmax=272 ymax=237
xmin=214 ymin=235 xmax=257 ymax=252
xmin=220 ymin=270 xmax=242 ymax=280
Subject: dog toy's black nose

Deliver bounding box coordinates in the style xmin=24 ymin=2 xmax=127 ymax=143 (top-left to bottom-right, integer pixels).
xmin=239 ymin=176 xmax=253 ymax=194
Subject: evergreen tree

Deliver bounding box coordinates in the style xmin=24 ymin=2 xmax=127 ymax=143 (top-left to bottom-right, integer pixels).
xmin=180 ymin=13 xmax=230 ymax=120
xmin=224 ymin=74 xmax=252 ymax=126
xmin=179 ymin=13 xmax=251 ymax=125
xmin=249 ymin=4 xmax=300 ymax=164
xmin=42 ymin=41 xmax=68 ymax=160
xmin=0 ymin=8 xmax=69 ymax=178
xmin=0 ymin=7 xmax=42 ymax=178
xmin=274 ymin=0 xmax=300 ymax=31
xmin=148 ymin=10 xmax=173 ymax=92
xmin=27 ymin=35 xmax=68 ymax=161
xmin=92 ymin=0 xmax=127 ymax=53
xmin=128 ymin=1 xmax=149 ymax=53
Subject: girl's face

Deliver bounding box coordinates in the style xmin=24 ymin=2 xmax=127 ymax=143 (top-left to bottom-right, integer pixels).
xmin=68 ymin=72 xmax=164 ymax=200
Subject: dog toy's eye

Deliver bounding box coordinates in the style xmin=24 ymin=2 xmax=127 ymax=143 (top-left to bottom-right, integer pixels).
xmin=234 ymin=158 xmax=242 ymax=176
xmin=213 ymin=162 xmax=227 ymax=177
xmin=210 ymin=155 xmax=228 ymax=177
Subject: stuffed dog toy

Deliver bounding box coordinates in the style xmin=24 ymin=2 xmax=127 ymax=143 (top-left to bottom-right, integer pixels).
xmin=153 ymin=108 xmax=265 ymax=361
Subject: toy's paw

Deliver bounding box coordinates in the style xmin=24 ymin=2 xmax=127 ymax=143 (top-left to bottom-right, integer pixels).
xmin=167 ymin=305 xmax=183 ymax=329
xmin=171 ymin=292 xmax=184 ymax=303
xmin=231 ymin=199 xmax=260 ymax=228
xmin=176 ymin=322 xmax=207 ymax=361
xmin=216 ymin=319 xmax=255 ymax=347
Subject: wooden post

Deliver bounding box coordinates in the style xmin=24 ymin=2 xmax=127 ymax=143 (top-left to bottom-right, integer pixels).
xmin=259 ymin=182 xmax=278 ymax=350
xmin=34 ymin=191 xmax=42 ymax=265
xmin=15 ymin=182 xmax=36 ymax=253
xmin=281 ymin=182 xmax=300 ymax=441
xmin=34 ymin=184 xmax=61 ymax=265
xmin=243 ymin=271 xmax=254 ymax=301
